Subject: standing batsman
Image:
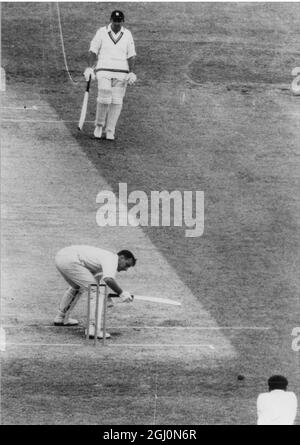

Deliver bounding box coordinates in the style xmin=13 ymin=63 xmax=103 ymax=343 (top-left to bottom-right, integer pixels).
xmin=84 ymin=10 xmax=137 ymax=140
xmin=54 ymin=245 xmax=136 ymax=339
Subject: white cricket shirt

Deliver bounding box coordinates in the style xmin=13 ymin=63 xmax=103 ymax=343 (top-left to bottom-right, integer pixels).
xmin=257 ymin=390 xmax=298 ymax=425
xmin=90 ymin=24 xmax=136 ymax=73
xmin=69 ymin=245 xmax=118 ymax=279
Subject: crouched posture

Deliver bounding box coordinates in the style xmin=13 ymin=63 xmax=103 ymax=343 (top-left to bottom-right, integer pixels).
xmin=257 ymin=375 xmax=298 ymax=425
xmin=54 ymin=245 xmax=136 ymax=339
xmin=84 ymin=10 xmax=137 ymax=141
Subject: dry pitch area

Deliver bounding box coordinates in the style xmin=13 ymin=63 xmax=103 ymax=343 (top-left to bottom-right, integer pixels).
xmin=1 ymin=2 xmax=300 ymax=425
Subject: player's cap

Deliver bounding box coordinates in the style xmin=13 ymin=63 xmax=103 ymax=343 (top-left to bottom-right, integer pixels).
xmin=110 ymin=10 xmax=125 ymax=22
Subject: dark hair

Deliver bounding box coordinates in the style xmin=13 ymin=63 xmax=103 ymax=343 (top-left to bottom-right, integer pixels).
xmin=268 ymin=375 xmax=288 ymax=391
xmin=117 ymin=250 xmax=137 ymax=266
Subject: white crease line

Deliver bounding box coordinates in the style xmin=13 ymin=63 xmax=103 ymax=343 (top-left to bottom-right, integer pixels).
xmin=0 ymin=106 xmax=38 ymax=110
xmin=109 ymin=344 xmax=216 ymax=348
xmin=2 ymin=325 xmax=272 ymax=330
xmin=5 ymin=343 xmax=84 ymax=347
xmin=5 ymin=343 xmax=215 ymax=349
xmin=1 ymin=119 xmax=94 ymax=123
xmin=113 ymin=326 xmax=272 ymax=331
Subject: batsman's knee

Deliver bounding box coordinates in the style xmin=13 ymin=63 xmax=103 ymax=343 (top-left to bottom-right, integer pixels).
xmin=97 ymin=89 xmax=112 ymax=105
xmin=111 ymin=96 xmax=123 ymax=105
xmin=111 ymin=90 xmax=125 ymax=105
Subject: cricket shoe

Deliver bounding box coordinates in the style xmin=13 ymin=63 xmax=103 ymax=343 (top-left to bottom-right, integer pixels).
xmin=85 ymin=326 xmax=111 ymax=339
xmin=106 ymin=131 xmax=115 ymax=141
xmin=94 ymin=125 xmax=103 ymax=139
xmin=54 ymin=315 xmax=79 ymax=326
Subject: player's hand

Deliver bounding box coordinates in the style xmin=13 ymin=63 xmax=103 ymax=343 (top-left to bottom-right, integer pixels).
xmin=120 ymin=291 xmax=133 ymax=303
xmin=126 ymin=72 xmax=137 ymax=85
xmin=84 ymin=67 xmax=95 ymax=81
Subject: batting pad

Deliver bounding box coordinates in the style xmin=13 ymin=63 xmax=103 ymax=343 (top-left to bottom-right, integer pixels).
xmin=106 ymin=104 xmax=123 ymax=134
xmin=96 ymin=102 xmax=109 ymax=126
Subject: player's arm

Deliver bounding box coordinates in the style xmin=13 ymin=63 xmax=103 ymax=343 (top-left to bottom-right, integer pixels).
xmin=83 ymin=51 xmax=97 ymax=81
xmin=126 ymin=32 xmax=137 ymax=85
xmin=126 ymin=56 xmax=137 ymax=85
xmin=103 ymin=277 xmax=133 ymax=302
xmin=103 ymin=277 xmax=123 ymax=295
xmin=84 ymin=28 xmax=101 ymax=80
xmin=88 ymin=51 xmax=97 ymax=68
xmin=127 ymin=56 xmax=136 ymax=73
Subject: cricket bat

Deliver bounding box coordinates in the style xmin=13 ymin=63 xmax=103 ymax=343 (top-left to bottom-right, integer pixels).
xmin=78 ymin=75 xmax=91 ymax=130
xmin=108 ymin=293 xmax=181 ymax=306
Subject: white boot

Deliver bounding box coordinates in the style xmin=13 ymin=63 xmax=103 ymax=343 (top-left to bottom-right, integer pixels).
xmin=93 ymin=125 xmax=103 ymax=139
xmin=106 ymin=130 xmax=115 ymax=141
xmin=54 ymin=287 xmax=82 ymax=326
xmin=54 ymin=315 xmax=79 ymax=326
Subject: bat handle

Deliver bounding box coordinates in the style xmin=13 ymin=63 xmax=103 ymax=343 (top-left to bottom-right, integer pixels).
xmin=86 ymin=75 xmax=91 ymax=92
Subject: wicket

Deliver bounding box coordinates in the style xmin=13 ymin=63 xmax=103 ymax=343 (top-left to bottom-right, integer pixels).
xmin=86 ymin=281 xmax=108 ymax=346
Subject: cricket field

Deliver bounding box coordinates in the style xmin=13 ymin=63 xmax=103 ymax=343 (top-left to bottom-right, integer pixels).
xmin=1 ymin=2 xmax=299 ymax=425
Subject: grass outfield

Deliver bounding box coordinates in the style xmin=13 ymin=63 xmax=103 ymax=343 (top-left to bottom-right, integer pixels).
xmin=1 ymin=2 xmax=300 ymax=425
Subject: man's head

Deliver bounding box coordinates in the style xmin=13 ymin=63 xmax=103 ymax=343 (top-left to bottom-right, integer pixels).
xmin=110 ymin=10 xmax=124 ymax=33
xmin=117 ymin=250 xmax=137 ymax=272
xmin=268 ymin=375 xmax=289 ymax=391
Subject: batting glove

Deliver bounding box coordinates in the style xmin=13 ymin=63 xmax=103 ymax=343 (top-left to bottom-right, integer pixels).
xmin=126 ymin=72 xmax=137 ymax=85
xmin=120 ymin=291 xmax=133 ymax=303
xmin=84 ymin=67 xmax=95 ymax=81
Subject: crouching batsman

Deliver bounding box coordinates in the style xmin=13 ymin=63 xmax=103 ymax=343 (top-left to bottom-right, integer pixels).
xmin=54 ymin=245 xmax=136 ymax=339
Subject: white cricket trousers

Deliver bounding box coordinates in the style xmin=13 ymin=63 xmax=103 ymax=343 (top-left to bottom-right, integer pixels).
xmin=55 ymin=247 xmax=104 ymax=326
xmin=55 ymin=247 xmax=98 ymax=290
